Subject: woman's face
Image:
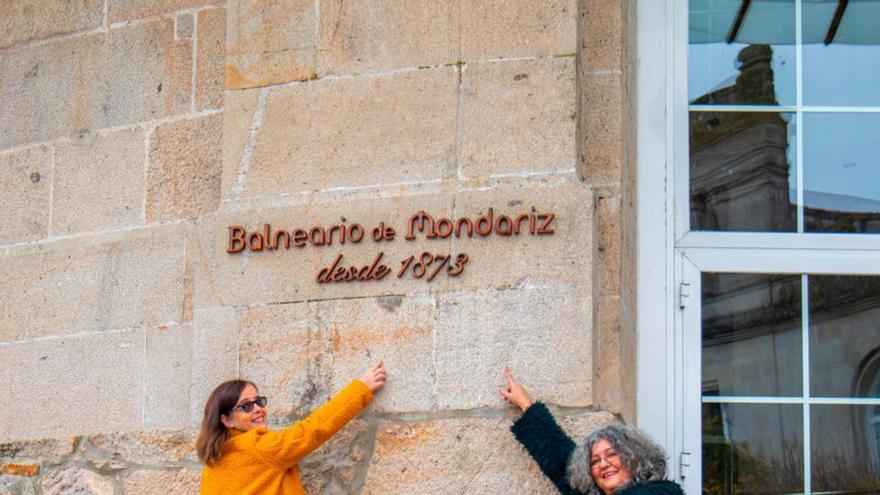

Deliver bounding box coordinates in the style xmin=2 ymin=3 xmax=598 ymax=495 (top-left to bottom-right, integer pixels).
xmin=223 ymin=384 xmax=267 ymax=432
xmin=590 ymin=438 xmax=632 ymax=494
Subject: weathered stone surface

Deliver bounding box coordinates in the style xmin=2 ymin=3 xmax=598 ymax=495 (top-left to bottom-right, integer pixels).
xmin=176 ymin=12 xmax=194 ymax=39
xmin=220 ymin=89 xmax=260 ymax=199
xmin=579 ymin=71 xmax=622 ymax=183
xmin=434 ymin=286 xmax=592 ymax=410
xmin=0 ymin=464 xmax=38 ymax=477
xmin=0 ymin=331 xmax=144 ymax=441
xmin=52 ymin=129 xmax=145 ymax=235
xmin=595 ymin=188 xmax=620 ymax=296
xmin=145 ymin=325 xmax=193 ymax=429
xmin=108 ymin=0 xmax=217 ymax=23
xmin=0 ymin=0 xmax=103 ymax=49
xmin=317 ymin=0 xmax=458 ymax=76
xmin=0 ymin=20 xmax=192 ymax=150
xmin=593 ymin=296 xmax=621 ymax=413
xmin=460 ymin=57 xmax=576 ymax=177
xmin=196 ymin=8 xmax=226 ymax=110
xmin=0 ymin=437 xmax=78 ymax=462
xmin=41 ymin=468 xmax=113 ymax=495
xmin=362 ymin=414 xmax=615 ymax=494
xmin=580 ymin=0 xmax=623 ymax=72
xmin=86 ymin=430 xmax=195 ymax=466
xmin=147 ymin=114 xmax=222 ymax=222
xmin=121 ymin=468 xmax=199 ymax=494
xmin=461 ymin=0 xmax=577 ymax=60
xmin=236 ymin=68 xmax=457 ymax=196
xmin=225 ymin=0 xmax=316 ymax=89
xmin=0 ymin=477 xmax=37 ymax=495
xmin=190 ymin=307 xmax=240 ymax=426
xmin=0 ymin=226 xmax=186 ymax=341
xmin=0 ymin=146 xmax=50 ymax=244
xmin=300 ymin=419 xmax=372 ymax=495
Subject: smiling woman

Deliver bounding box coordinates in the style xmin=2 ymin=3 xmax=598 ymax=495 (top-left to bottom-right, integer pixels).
xmin=196 ymin=360 xmax=387 ymax=495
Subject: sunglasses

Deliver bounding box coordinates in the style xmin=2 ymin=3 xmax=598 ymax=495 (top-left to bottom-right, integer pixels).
xmin=233 ymin=396 xmax=267 ymax=413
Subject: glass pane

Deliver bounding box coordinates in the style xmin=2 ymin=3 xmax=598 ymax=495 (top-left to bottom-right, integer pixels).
xmin=691 ymin=112 xmax=797 ymax=231
xmin=703 ymin=403 xmax=804 ymax=495
xmin=803 ymin=1 xmax=880 ymax=106
xmin=702 ymin=273 xmax=802 ymax=396
xmin=809 ymin=275 xmax=880 ymax=397
xmin=689 ymin=0 xmax=795 ymax=105
xmin=811 ymin=405 xmax=880 ymax=493
xmin=803 ymin=113 xmax=880 ymax=233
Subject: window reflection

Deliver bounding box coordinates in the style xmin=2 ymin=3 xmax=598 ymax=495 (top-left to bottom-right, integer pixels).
xmin=811 ymin=405 xmax=880 ymax=493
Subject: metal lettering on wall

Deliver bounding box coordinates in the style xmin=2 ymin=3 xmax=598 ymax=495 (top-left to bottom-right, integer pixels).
xmin=225 ymin=208 xmax=555 ymax=284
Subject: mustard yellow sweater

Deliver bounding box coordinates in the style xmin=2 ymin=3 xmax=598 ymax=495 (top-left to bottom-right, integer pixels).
xmin=200 ymin=380 xmax=372 ymax=495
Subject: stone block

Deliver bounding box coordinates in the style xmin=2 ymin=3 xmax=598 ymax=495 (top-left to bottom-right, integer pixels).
xmin=317 ymin=0 xmax=458 ymax=76
xmin=0 ymin=438 xmax=78 ymax=463
xmin=0 ymin=226 xmax=186 ymax=341
xmin=300 ymin=419 xmax=372 ymax=495
xmin=0 ymin=146 xmax=50 ymax=244
xmin=236 ymin=68 xmax=457 ymax=196
xmin=0 ymin=20 xmax=192 ymax=150
xmin=0 ymin=331 xmax=144 ymax=442
xmin=461 ymin=0 xmax=577 ymax=60
xmin=196 ymin=8 xmax=226 ymax=110
xmin=0 ymin=477 xmax=37 ymax=495
xmin=460 ymin=58 xmax=576 ymax=177
xmin=0 ymin=464 xmax=38 ymax=477
xmin=145 ymin=325 xmax=193 ymax=429
xmin=580 ymin=0 xmax=623 ymax=72
xmin=86 ymin=430 xmax=196 ymax=466
xmin=175 ymin=13 xmax=194 ymax=39
xmin=362 ymin=413 xmax=614 ymax=494
xmin=121 ymin=469 xmax=200 ymax=494
xmin=220 ymin=89 xmax=260 ymax=199
xmin=189 ymin=307 xmax=240 ymax=426
xmin=147 ymin=114 xmax=222 ymax=222
xmin=0 ymin=0 xmax=103 ymax=49
xmin=52 ymin=129 xmax=145 ymax=236
xmin=41 ymin=468 xmax=114 ymax=495
xmin=434 ymin=286 xmax=592 ymax=410
xmin=579 ymin=71 xmax=622 ymax=183
xmin=593 ymin=296 xmax=621 ymax=413
xmin=225 ymin=0 xmax=316 ymax=89
xmin=595 ymin=188 xmax=620 ymax=296
xmin=108 ymin=0 xmax=217 ymax=23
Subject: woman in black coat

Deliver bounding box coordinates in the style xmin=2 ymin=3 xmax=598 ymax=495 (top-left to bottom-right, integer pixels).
xmin=500 ymin=368 xmax=684 ymax=495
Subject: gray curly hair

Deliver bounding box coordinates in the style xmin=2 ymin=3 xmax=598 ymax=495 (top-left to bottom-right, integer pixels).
xmin=567 ymin=424 xmax=668 ymax=494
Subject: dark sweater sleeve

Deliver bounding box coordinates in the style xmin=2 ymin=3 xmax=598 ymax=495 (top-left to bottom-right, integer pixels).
xmin=510 ymin=402 xmax=578 ymax=495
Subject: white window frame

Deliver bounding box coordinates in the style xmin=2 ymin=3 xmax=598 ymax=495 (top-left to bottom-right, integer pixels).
xmin=635 ymin=0 xmax=880 ymax=491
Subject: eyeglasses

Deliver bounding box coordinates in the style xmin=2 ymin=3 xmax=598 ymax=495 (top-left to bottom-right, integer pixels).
xmin=233 ymin=396 xmax=267 ymax=413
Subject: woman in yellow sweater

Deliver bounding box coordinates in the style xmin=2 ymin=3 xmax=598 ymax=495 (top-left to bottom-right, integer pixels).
xmin=196 ymin=360 xmax=386 ymax=494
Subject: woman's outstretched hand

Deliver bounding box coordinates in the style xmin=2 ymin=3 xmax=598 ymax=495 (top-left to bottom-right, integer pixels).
xmin=499 ymin=367 xmax=533 ymax=412
xmin=358 ymin=359 xmax=387 ymax=393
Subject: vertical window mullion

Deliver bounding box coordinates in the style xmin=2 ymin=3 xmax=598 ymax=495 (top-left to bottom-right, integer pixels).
xmin=796 ymin=0 xmax=805 ymax=234
xmin=802 ymin=273 xmax=811 ymax=494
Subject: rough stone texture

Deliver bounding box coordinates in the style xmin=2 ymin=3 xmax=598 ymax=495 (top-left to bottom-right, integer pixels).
xmin=237 ymin=68 xmax=457 ymax=196
xmin=0 ymin=227 xmax=186 ymax=341
xmin=145 ymin=325 xmax=193 ymax=429
xmin=0 ymin=20 xmax=192 ymax=150
xmin=461 ymin=0 xmax=577 ymax=60
xmin=580 ymin=0 xmax=623 ymax=72
xmin=189 ymin=307 xmax=240 ymax=426
xmin=0 ymin=146 xmax=51 ymax=244
xmin=146 ymin=114 xmax=222 ymax=222
xmin=595 ymin=187 xmax=621 ymax=296
xmin=220 ymin=89 xmax=260 ymax=199
xmin=460 ymin=57 xmax=576 ymax=177
xmin=434 ymin=286 xmax=591 ymax=410
xmin=300 ymin=419 xmax=372 ymax=495
xmin=0 ymin=0 xmax=103 ymax=49
xmin=0 ymin=331 xmax=144 ymax=442
xmin=0 ymin=464 xmax=38 ymax=477
xmin=108 ymin=0 xmax=217 ymax=23
xmin=0 ymin=438 xmax=78 ymax=463
xmin=225 ymin=0 xmax=316 ymax=90
xmin=579 ymin=71 xmax=622 ymax=183
xmin=121 ymin=469 xmax=200 ymax=494
xmin=41 ymin=468 xmax=113 ymax=495
xmin=0 ymin=477 xmax=37 ymax=495
xmin=362 ymin=413 xmax=615 ymax=494
xmin=593 ymin=296 xmax=621 ymax=413
xmin=52 ymin=129 xmax=145 ymax=236
xmin=196 ymin=8 xmax=226 ymax=110
xmin=86 ymin=430 xmax=195 ymax=466
xmin=317 ymin=0 xmax=459 ymax=76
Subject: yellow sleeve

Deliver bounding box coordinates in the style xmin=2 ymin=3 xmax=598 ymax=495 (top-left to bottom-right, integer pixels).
xmin=252 ymin=380 xmax=373 ymax=469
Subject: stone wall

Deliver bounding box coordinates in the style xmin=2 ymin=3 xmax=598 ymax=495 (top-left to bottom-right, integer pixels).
xmin=0 ymin=1 xmax=631 ymax=493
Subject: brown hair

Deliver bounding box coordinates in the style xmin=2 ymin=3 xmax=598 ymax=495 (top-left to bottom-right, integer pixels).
xmin=196 ymin=379 xmax=255 ymax=466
